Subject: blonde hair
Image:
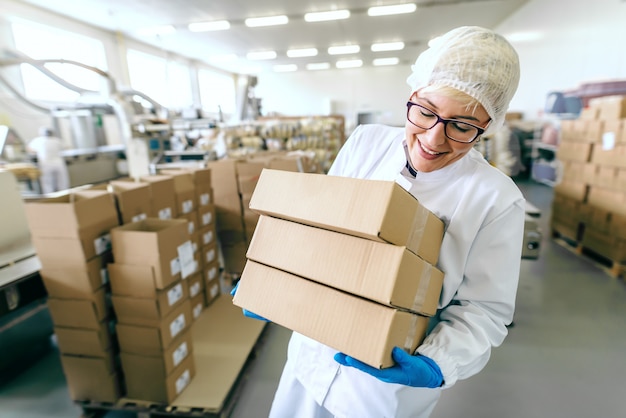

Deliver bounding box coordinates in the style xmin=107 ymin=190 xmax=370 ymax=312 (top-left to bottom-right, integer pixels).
xmin=418 ymin=84 xmax=484 ymax=119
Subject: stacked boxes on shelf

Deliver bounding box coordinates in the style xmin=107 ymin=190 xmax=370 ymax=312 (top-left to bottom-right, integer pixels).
xmin=24 ymin=190 xmax=122 ymax=403
xmin=160 ymin=168 xmax=219 ymax=313
xmin=233 ymin=169 xmax=445 ymax=369
xmin=109 ymin=219 xmax=196 ymax=404
xmin=553 ymin=95 xmax=626 ymax=261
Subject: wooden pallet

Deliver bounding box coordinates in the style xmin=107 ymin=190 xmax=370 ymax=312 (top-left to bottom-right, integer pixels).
xmin=552 ymin=231 xmax=625 ymax=279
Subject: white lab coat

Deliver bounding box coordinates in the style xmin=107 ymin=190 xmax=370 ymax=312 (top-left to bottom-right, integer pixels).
xmin=269 ymin=124 xmax=525 ymax=418
xmin=28 ymin=134 xmax=70 ymax=194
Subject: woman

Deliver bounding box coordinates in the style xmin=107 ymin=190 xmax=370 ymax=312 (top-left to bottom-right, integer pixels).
xmin=268 ymin=26 xmax=525 ymax=418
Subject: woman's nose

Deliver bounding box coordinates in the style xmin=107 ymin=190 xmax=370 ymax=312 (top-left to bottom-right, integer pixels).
xmin=422 ymin=121 xmax=447 ymax=146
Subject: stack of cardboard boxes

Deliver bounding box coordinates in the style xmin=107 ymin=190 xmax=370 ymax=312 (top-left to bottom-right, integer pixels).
xmin=233 ymin=169 xmax=445 ymax=369
xmin=159 ymin=168 xmax=219 ymax=312
xmin=24 ymin=190 xmax=122 ymax=402
xmin=108 ymin=218 xmax=196 ymax=403
xmin=552 ymin=95 xmax=626 ymax=262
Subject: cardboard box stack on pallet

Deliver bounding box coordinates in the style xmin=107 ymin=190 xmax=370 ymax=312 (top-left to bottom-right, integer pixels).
xmin=207 ymin=151 xmax=322 ymax=277
xmin=108 ymin=218 xmax=197 ymax=403
xmin=552 ymin=95 xmax=626 ymax=266
xmin=233 ymin=169 xmax=445 ymax=369
xmin=24 ymin=191 xmax=123 ymax=403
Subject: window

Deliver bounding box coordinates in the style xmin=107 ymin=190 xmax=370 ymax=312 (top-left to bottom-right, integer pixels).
xmin=11 ymin=19 xmax=107 ymax=102
xmin=126 ymin=49 xmax=193 ymax=111
xmin=198 ymin=68 xmax=236 ymax=116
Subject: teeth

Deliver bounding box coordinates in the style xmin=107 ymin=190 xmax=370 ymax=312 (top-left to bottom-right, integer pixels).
xmin=420 ymin=141 xmax=441 ymax=155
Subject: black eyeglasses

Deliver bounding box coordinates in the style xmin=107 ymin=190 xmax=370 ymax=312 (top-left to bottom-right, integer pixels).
xmin=406 ymin=101 xmax=487 ymax=143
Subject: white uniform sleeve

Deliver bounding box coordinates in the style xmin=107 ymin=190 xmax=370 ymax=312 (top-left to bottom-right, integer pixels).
xmin=417 ymin=198 xmax=525 ymax=387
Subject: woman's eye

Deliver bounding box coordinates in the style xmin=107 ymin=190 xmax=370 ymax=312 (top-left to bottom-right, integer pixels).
xmin=450 ymin=122 xmax=472 ymax=133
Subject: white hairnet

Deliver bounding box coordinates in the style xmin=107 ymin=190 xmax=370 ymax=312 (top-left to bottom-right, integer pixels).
xmin=407 ymin=26 xmax=520 ymax=135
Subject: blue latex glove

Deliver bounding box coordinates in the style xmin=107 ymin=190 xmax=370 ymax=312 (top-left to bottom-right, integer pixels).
xmin=334 ymin=347 xmax=443 ymax=388
xmin=230 ymin=282 xmax=270 ymax=322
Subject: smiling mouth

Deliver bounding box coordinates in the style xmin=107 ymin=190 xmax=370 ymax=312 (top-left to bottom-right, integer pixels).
xmin=419 ymin=139 xmax=446 ymax=156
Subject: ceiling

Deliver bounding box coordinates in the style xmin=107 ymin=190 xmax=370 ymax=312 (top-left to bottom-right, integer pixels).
xmin=20 ymin=0 xmax=529 ymax=74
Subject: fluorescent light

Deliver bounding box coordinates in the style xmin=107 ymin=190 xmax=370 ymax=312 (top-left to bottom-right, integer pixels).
xmin=274 ymin=64 xmax=298 ymax=72
xmin=304 ymin=10 xmax=350 ymax=22
xmin=336 ymin=59 xmax=363 ymax=69
xmin=246 ymin=51 xmax=277 ymax=60
xmin=328 ymin=45 xmax=360 ymax=55
xmin=373 ymin=57 xmax=400 ymax=66
xmin=368 ymin=4 xmax=417 ymax=16
xmin=287 ymin=48 xmax=318 ymax=58
xmin=245 ymin=15 xmax=288 ymax=27
xmin=137 ymin=25 xmax=176 ymax=36
xmin=188 ymin=20 xmax=230 ymax=32
xmin=371 ymin=41 xmax=405 ymax=52
xmin=306 ymin=62 xmax=331 ymax=71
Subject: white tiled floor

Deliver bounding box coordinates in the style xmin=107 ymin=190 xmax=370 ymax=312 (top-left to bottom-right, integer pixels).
xmin=2 ymin=179 xmax=626 ymax=418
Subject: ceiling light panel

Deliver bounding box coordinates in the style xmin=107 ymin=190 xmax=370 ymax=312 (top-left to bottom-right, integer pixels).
xmin=368 ymin=3 xmax=417 ymax=16
xmin=328 ymin=45 xmax=360 ymax=55
xmin=287 ymin=48 xmax=318 ymax=58
xmin=188 ymin=20 xmax=230 ymax=32
xmin=245 ymin=15 xmax=289 ymax=27
xmin=306 ymin=63 xmax=331 ymax=71
xmin=304 ymin=10 xmax=350 ymax=22
xmin=336 ymin=59 xmax=363 ymax=69
xmin=274 ymin=64 xmax=298 ymax=72
xmin=371 ymin=41 xmax=405 ymax=52
xmin=373 ymin=57 xmax=400 ymax=66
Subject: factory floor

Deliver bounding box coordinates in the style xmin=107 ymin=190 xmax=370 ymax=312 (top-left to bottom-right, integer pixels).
xmin=1 ymin=178 xmax=626 ymax=418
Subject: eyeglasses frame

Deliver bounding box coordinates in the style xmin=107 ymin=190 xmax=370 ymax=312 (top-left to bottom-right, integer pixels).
xmin=406 ymin=101 xmax=488 ymax=143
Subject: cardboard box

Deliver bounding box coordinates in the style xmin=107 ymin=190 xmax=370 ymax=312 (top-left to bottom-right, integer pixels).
xmin=178 ymin=211 xmax=199 ymax=236
xmin=186 ymin=272 xmax=204 ymax=299
xmin=248 ymin=216 xmax=443 ymax=316
xmin=190 ymin=292 xmax=205 ymax=319
xmin=236 ymin=160 xmax=265 ymax=197
xmin=233 ymin=261 xmax=430 ymax=369
xmin=24 ymin=190 xmax=118 ymax=238
xmin=196 ymin=187 xmax=213 ymax=208
xmin=61 ymin=353 xmax=121 ymax=403
xmin=108 ymin=180 xmax=152 ymax=224
xmin=587 ymin=186 xmax=626 ymax=216
xmin=54 ymin=321 xmax=115 ymax=357
xmin=198 ymin=204 xmax=216 ymax=228
xmin=112 ymin=280 xmax=189 ymax=326
xmin=249 ymin=169 xmax=444 ymax=264
xmin=40 ymin=251 xmax=112 ymax=299
xmin=47 ymin=287 xmax=110 ymax=330
xmin=204 ymin=260 xmax=220 ymax=285
xmin=161 ymin=171 xmax=196 ymax=215
xmin=110 ymin=219 xmax=195 ymax=288
xmin=139 ymin=175 xmax=178 ymax=219
xmin=33 ymin=219 xmax=114 ymax=269
xmin=198 ymin=224 xmax=216 ymax=247
xmin=201 ymin=241 xmax=218 ymax=266
xmin=556 ymin=141 xmax=592 ymax=163
xmin=121 ymin=349 xmax=195 ymax=404
xmin=204 ymin=280 xmax=220 ymax=307
xmin=116 ymin=300 xmax=192 ymax=355
xmin=553 ymin=180 xmax=588 ymax=202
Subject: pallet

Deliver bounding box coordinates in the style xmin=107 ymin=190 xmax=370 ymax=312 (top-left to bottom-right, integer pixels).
xmin=552 ymin=230 xmax=625 ymax=279
xmin=77 ymin=296 xmax=267 ymax=418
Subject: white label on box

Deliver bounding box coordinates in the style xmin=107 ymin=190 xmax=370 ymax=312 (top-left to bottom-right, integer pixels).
xmin=132 ymin=213 xmax=147 ymax=223
xmin=205 ymin=248 xmax=216 ymax=263
xmin=177 ymin=241 xmax=195 ymax=279
xmin=190 ymin=282 xmax=201 ymax=298
xmin=210 ymin=283 xmax=219 ymax=298
xmin=172 ymin=341 xmax=189 ymax=367
xmin=193 ymin=302 xmax=202 ymax=318
xmin=207 ymin=266 xmax=217 ymax=281
xmin=171 ymin=257 xmax=181 ymax=276
xmin=175 ymin=370 xmax=191 ymax=394
xmin=602 ymin=132 xmax=616 ymax=150
xmin=200 ymin=193 xmax=210 ymax=205
xmin=93 ymin=233 xmax=111 ymax=255
xmin=182 ymin=200 xmax=194 ymax=214
xmin=100 ymin=268 xmax=109 ymax=285
xmin=192 ymin=241 xmax=198 ymax=253
xmin=203 ymin=230 xmax=213 ymax=245
xmin=167 ymin=283 xmax=184 ymax=306
xmin=202 ymin=212 xmax=212 ymax=226
xmin=169 ymin=313 xmax=186 ymax=339
xmin=158 ymin=207 xmax=172 ymax=219
xmin=187 ymin=221 xmax=195 ymax=235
